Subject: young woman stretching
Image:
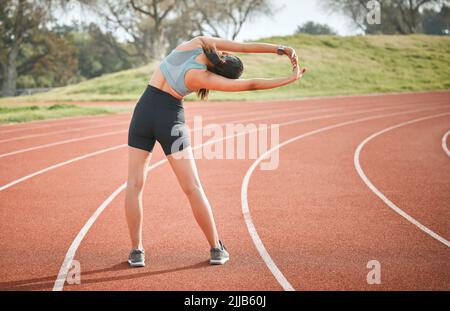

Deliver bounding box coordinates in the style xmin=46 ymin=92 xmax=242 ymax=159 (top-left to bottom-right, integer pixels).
xmin=126 ymin=36 xmax=305 ymax=267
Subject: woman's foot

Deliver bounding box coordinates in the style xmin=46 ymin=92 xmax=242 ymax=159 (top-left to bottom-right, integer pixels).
xmin=210 ymin=240 xmax=229 ymax=265
xmin=128 ymin=248 xmax=145 ymax=267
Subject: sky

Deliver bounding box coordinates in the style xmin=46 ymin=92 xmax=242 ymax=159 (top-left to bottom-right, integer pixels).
xmin=61 ymin=0 xmax=359 ymax=41
xmin=235 ymin=0 xmax=358 ymax=41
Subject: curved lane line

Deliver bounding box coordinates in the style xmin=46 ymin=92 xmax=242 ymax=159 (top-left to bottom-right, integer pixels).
xmin=0 ymin=98 xmax=335 ymax=135
xmin=1 ymin=105 xmax=349 ymax=190
xmin=1 ymin=98 xmax=440 ymax=158
xmin=0 ymin=104 xmax=315 ymax=143
xmin=241 ymin=110 xmax=450 ymax=291
xmin=53 ymin=105 xmax=446 ymax=291
xmin=0 ymin=121 xmax=130 ymax=144
xmin=0 ymin=105 xmax=342 ymax=158
xmin=354 ymin=113 xmax=450 ymax=247
xmin=0 ymin=129 xmax=127 ymax=159
xmin=0 ymin=145 xmax=126 ymax=191
xmin=0 ymin=113 xmax=131 ymax=134
xmin=442 ymin=131 xmax=450 ymax=157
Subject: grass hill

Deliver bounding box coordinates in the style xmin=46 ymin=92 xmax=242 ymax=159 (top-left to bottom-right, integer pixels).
xmin=1 ymin=34 xmax=449 ymax=123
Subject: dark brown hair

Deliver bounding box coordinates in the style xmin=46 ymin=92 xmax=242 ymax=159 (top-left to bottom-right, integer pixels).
xmin=196 ymin=40 xmax=244 ymax=101
xmin=196 ymin=40 xmax=217 ymax=101
xmin=196 ymin=88 xmax=209 ymax=101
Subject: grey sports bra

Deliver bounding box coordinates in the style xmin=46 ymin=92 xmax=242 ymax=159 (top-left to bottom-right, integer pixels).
xmin=159 ymin=47 xmax=207 ymax=97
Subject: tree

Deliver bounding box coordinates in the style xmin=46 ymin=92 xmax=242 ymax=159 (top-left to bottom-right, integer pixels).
xmin=128 ymin=0 xmax=179 ymax=59
xmin=181 ymin=0 xmax=277 ymax=40
xmin=321 ymin=0 xmax=449 ymax=34
xmin=16 ymin=27 xmax=79 ymax=88
xmin=422 ymin=5 xmax=450 ymax=34
xmin=0 ymin=1 xmax=82 ymax=96
xmin=295 ymin=21 xmax=337 ymax=35
xmin=79 ymin=0 xmax=277 ymax=61
xmin=81 ymin=0 xmax=181 ymax=61
xmin=68 ymin=23 xmax=133 ymax=78
xmin=0 ymin=0 xmax=51 ymax=96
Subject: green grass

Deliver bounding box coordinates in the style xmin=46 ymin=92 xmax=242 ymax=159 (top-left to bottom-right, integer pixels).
xmin=0 ymin=103 xmax=129 ymax=125
xmin=1 ymin=34 xmax=449 ymax=106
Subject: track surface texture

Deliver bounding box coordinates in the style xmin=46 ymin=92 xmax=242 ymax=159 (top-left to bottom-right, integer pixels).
xmin=0 ymin=91 xmax=449 ymax=291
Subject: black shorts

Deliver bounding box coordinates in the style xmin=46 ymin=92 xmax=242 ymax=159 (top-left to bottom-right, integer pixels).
xmin=128 ymin=85 xmax=190 ymax=155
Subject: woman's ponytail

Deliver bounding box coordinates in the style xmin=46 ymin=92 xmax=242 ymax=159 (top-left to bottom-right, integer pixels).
xmin=196 ymin=88 xmax=209 ymax=101
xmin=196 ymin=39 xmax=222 ymax=101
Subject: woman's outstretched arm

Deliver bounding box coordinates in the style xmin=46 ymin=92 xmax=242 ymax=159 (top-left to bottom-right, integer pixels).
xmin=196 ymin=36 xmax=296 ymax=62
xmin=190 ymin=65 xmax=305 ymax=93
xmin=196 ymin=36 xmax=298 ymax=68
xmin=198 ymin=36 xmax=279 ymax=54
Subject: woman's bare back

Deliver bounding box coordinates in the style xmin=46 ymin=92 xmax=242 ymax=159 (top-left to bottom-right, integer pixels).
xmin=148 ymin=38 xmax=211 ymax=100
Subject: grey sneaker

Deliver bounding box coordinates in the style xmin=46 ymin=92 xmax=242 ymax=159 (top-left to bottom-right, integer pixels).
xmin=210 ymin=240 xmax=229 ymax=265
xmin=128 ymin=248 xmax=145 ymax=267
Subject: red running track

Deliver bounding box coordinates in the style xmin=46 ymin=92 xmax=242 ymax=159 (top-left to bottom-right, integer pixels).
xmin=0 ymin=91 xmax=449 ymax=291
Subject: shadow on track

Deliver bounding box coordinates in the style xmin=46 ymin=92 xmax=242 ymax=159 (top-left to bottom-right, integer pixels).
xmin=0 ymin=260 xmax=210 ymax=291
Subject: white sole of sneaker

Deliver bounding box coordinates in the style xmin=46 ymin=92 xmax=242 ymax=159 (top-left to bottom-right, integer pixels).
xmin=128 ymin=259 xmax=145 ymax=267
xmin=209 ymin=257 xmax=229 ymax=265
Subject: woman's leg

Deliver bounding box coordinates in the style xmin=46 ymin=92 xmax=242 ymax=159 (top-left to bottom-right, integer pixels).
xmin=167 ymin=146 xmax=220 ymax=249
xmin=125 ymin=146 xmax=152 ymax=250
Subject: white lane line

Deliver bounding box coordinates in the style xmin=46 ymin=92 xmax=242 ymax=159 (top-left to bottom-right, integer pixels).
xmin=1 ymin=105 xmax=360 ymax=191
xmin=354 ymin=113 xmax=450 ymax=248
xmin=0 ymin=108 xmax=253 ymax=143
xmin=0 ymin=101 xmax=373 ymax=144
xmin=0 ymin=107 xmax=333 ymax=190
xmin=0 ymin=104 xmax=284 ymax=134
xmin=0 ymin=95 xmax=440 ymax=143
xmin=0 ymin=113 xmax=131 ymax=134
xmin=0 ymin=145 xmax=126 ymax=191
xmin=0 ymin=121 xmax=130 ymax=143
xmin=0 ymin=99 xmax=432 ymax=159
xmin=0 ymin=104 xmax=340 ymax=158
xmin=0 ymin=94 xmax=436 ymax=134
xmin=0 ymin=99 xmax=323 ymax=134
xmin=2 ymin=90 xmax=448 ymax=132
xmin=0 ymin=129 xmax=127 ymax=159
xmin=0 ymin=107 xmax=236 ymax=138
xmin=241 ymin=186 xmax=295 ymax=291
xmin=53 ymin=104 xmax=444 ymax=291
xmin=0 ymin=110 xmax=246 ymax=143
xmin=193 ymin=103 xmax=344 ymax=123
xmin=2 ymin=103 xmax=422 ymax=191
xmin=442 ymin=131 xmax=450 ymax=157
xmin=241 ymin=109 xmax=450 ymax=291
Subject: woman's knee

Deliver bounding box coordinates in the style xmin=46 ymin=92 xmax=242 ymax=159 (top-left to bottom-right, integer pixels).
xmin=180 ymin=178 xmax=202 ymax=197
xmin=127 ymin=175 xmax=146 ymax=192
